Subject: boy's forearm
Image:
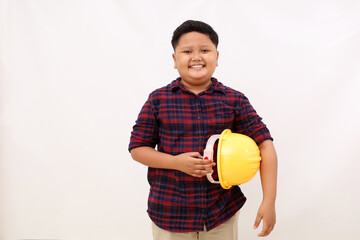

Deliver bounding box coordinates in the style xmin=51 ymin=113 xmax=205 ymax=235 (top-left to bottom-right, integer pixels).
xmin=258 ymin=140 xmax=278 ymax=203
xmin=131 ymin=147 xmax=214 ymax=178
xmin=131 ymin=146 xmax=177 ymax=169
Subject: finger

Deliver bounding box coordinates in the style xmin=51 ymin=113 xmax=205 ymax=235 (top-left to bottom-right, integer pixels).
xmin=195 ymin=163 xmax=215 ymax=172
xmin=193 ymin=159 xmax=213 ymax=166
xmin=195 ymin=159 xmax=215 ymax=166
xmin=268 ymin=225 xmax=274 ymax=235
xmin=194 ymin=166 xmax=213 ymax=174
xmin=267 ymin=223 xmax=275 ymax=235
xmin=192 ymin=171 xmax=207 ymax=178
xmin=190 ymin=152 xmax=203 ymax=158
xmin=194 ymin=168 xmax=213 ymax=177
xmin=258 ymin=224 xmax=271 ymax=237
xmin=203 ymin=163 xmax=216 ymax=171
xmin=259 ymin=221 xmax=276 ymax=237
xmin=253 ymin=214 xmax=262 ymax=230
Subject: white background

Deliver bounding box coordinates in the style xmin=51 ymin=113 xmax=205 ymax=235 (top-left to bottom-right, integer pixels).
xmin=1 ymin=0 xmax=360 ymax=239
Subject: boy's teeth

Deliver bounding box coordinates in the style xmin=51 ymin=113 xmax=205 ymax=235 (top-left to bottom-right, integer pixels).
xmin=191 ymin=65 xmax=203 ymax=68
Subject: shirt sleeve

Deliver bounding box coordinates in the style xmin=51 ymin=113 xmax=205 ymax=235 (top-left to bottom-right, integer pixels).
xmin=128 ymin=95 xmax=159 ymax=152
xmin=234 ymin=94 xmax=273 ymax=145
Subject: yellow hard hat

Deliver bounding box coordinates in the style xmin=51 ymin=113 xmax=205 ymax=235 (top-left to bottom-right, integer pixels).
xmin=204 ymin=129 xmax=261 ymax=189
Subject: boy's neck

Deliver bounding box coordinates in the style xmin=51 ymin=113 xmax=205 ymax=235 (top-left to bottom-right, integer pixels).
xmin=180 ymin=79 xmax=212 ymax=95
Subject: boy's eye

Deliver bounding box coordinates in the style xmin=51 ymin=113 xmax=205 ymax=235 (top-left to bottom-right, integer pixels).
xmin=201 ymin=49 xmax=209 ymax=53
xmin=183 ymin=50 xmax=191 ymax=54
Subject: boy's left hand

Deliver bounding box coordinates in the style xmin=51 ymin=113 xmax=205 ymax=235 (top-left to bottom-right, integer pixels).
xmin=253 ymin=201 xmax=276 ymax=237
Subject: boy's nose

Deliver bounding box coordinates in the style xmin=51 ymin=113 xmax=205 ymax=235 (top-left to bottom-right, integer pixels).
xmin=192 ymin=52 xmax=202 ymax=60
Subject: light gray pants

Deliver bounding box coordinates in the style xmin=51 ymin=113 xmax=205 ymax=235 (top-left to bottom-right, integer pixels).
xmin=152 ymin=211 xmax=240 ymax=240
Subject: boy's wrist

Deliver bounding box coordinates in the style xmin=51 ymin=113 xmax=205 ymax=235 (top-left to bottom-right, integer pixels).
xmin=261 ymin=196 xmax=276 ymax=205
xmin=171 ymin=155 xmax=180 ymax=171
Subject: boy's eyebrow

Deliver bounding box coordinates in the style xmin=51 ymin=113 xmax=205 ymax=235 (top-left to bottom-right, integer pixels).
xmin=177 ymin=44 xmax=215 ymax=50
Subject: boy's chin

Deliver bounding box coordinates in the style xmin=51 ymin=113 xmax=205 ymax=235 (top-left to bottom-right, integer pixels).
xmin=181 ymin=78 xmax=212 ymax=86
xmin=186 ymin=72 xmax=211 ymax=80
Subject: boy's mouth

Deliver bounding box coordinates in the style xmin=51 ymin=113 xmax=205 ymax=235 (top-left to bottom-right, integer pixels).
xmin=189 ymin=64 xmax=205 ymax=69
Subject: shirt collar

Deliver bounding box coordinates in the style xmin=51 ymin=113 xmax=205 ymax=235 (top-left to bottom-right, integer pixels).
xmin=170 ymin=77 xmax=226 ymax=95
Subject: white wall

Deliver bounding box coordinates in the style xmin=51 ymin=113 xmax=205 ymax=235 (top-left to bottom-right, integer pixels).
xmin=1 ymin=0 xmax=360 ymax=239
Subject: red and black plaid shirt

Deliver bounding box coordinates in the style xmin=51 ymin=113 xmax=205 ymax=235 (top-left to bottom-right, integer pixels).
xmin=129 ymin=78 xmax=272 ymax=232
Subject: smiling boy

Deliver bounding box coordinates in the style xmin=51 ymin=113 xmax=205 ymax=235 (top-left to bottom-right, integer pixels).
xmin=172 ymin=31 xmax=219 ymax=94
xmin=129 ymin=20 xmax=277 ymax=239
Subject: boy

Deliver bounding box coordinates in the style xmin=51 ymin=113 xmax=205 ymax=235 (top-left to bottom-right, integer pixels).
xmin=129 ymin=20 xmax=277 ymax=239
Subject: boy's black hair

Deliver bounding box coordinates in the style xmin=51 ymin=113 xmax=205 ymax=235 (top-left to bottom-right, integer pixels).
xmin=171 ymin=20 xmax=219 ymax=50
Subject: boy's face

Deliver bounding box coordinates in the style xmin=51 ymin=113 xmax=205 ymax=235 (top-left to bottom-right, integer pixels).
xmin=172 ymin=31 xmax=219 ymax=92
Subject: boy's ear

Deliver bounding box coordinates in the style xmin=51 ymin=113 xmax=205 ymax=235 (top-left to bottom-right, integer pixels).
xmin=172 ymin=53 xmax=177 ymax=69
xmin=216 ymin=51 xmax=219 ymax=66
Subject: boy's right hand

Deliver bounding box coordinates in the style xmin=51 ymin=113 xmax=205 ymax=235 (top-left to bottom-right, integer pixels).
xmin=174 ymin=152 xmax=215 ymax=178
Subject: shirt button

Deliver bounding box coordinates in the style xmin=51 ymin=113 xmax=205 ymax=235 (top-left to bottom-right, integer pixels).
xmin=197 ymin=116 xmax=202 ymax=120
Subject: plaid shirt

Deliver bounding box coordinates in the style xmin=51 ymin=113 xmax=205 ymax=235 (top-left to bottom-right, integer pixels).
xmin=129 ymin=78 xmax=272 ymax=232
